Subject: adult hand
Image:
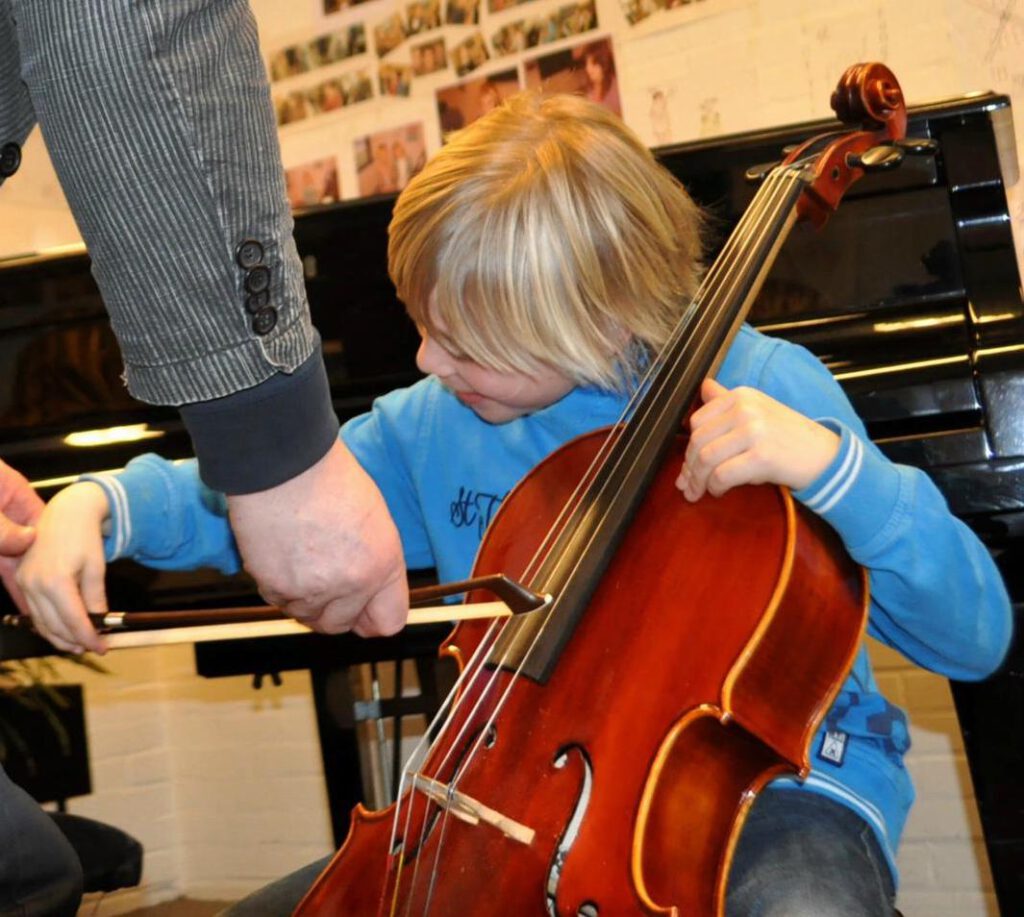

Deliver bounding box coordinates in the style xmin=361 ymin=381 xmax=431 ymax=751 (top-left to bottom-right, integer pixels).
xmin=228 ymin=438 xmax=408 ymax=636
xmin=677 ymin=378 xmax=840 ymax=502
xmin=0 ymin=459 xmax=45 ymax=614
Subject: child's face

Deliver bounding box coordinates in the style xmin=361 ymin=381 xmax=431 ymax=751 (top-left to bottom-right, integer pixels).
xmin=415 ymin=302 xmax=575 ymax=424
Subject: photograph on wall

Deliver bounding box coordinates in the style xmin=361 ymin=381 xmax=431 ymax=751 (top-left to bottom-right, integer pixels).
xmin=355 ymin=122 xmax=428 ymax=197
xmin=275 ymin=90 xmax=313 ymax=126
xmin=380 ymin=63 xmax=414 ymax=96
xmin=436 ymin=67 xmax=520 ymax=134
xmin=488 ymin=0 xmax=541 ymax=12
xmin=274 ymin=69 xmax=374 ymax=126
xmin=446 ymin=0 xmax=481 ymax=25
xmin=323 ymin=0 xmax=373 ymax=12
xmin=270 ymin=46 xmax=312 ymax=81
xmin=412 ymin=37 xmax=448 ymax=75
xmin=374 ymin=12 xmax=408 ymax=57
xmin=524 ymin=36 xmax=619 ymax=115
xmin=270 ymin=26 xmax=368 ymax=83
xmin=337 ymin=69 xmax=376 ymax=105
xmin=286 ymin=156 xmax=341 ymax=210
xmin=451 ymin=32 xmax=490 ymax=77
xmin=620 ymin=0 xmax=741 ymax=30
xmin=406 ymin=0 xmax=442 ymax=34
xmin=309 ymin=77 xmax=348 ymax=114
xmin=491 ymin=0 xmax=596 ymax=57
xmin=308 ymin=25 xmax=368 ymax=66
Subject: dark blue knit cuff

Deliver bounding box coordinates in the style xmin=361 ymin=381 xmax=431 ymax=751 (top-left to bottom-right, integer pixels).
xmin=180 ymin=347 xmax=339 ymax=495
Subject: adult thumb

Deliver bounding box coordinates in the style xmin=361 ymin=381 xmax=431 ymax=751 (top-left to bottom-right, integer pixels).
xmin=0 ymin=518 xmax=35 ymax=557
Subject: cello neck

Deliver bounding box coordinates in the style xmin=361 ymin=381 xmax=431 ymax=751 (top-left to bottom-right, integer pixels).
xmin=494 ymin=164 xmax=814 ymax=682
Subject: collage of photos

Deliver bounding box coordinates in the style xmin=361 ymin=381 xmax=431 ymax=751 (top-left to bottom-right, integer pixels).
xmin=270 ymin=20 xmax=375 ymax=127
xmin=285 ymin=156 xmax=341 ymax=210
xmin=491 ymin=0 xmax=597 ymax=57
xmin=355 ymin=122 xmax=428 ymax=196
xmin=271 ymin=1 xmax=627 ymax=202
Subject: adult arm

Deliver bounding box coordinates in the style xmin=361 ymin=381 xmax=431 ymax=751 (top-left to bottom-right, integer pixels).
xmin=2 ymin=1 xmax=405 ymax=631
xmin=0 ymin=459 xmax=44 ymax=615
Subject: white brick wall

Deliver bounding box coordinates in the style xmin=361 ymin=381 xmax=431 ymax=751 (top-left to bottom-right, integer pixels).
xmin=50 ymin=646 xmax=334 ymax=912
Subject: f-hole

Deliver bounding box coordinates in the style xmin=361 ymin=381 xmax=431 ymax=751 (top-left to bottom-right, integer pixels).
xmin=545 ymin=745 xmax=594 ymax=917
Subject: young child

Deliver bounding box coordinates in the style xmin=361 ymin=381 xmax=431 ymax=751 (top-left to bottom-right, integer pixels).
xmin=18 ymin=93 xmax=1012 ymax=915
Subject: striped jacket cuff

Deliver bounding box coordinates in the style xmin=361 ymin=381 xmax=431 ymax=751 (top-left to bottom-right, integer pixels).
xmin=792 ymin=419 xmax=902 ymax=552
xmin=79 ymin=455 xmax=183 ymax=564
xmin=78 ymin=473 xmax=132 ymax=563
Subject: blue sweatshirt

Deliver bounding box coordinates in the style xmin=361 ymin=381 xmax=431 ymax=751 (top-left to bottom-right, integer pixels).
xmin=84 ymin=325 xmax=1012 ymax=883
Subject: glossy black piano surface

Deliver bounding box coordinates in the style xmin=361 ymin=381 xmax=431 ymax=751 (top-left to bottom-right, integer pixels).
xmin=1 ymin=92 xmax=1022 ymax=910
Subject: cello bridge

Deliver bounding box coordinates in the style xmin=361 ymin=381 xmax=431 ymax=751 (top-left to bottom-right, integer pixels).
xmin=411 ymin=773 xmax=535 ymax=846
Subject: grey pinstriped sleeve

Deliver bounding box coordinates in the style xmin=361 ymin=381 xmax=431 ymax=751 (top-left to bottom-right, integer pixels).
xmin=1 ymin=0 xmax=339 ymax=493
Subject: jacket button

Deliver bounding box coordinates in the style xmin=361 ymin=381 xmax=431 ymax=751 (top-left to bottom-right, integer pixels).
xmin=245 ymin=290 xmax=270 ymax=314
xmin=251 ymin=306 xmax=278 ymax=335
xmin=0 ymin=143 xmax=21 ymax=178
xmin=235 ymin=239 xmax=264 ymax=269
xmin=244 ymin=265 xmax=271 ymax=294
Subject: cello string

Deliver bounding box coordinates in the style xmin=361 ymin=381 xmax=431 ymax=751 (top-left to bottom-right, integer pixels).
xmin=386 ymin=614 xmax=522 ymax=909
xmin=392 ymin=163 xmax=805 ymax=914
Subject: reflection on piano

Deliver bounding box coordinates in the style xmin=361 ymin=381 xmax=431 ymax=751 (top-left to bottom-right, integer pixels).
xmin=1 ymin=91 xmax=1021 ymax=913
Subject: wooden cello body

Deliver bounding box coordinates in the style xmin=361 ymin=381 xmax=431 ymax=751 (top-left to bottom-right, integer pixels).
xmin=296 ymin=434 xmax=866 ymax=915
xmin=295 ymin=61 xmax=925 ymax=915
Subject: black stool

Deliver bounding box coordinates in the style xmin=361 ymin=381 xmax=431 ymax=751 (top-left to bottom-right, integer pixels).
xmin=48 ymin=812 xmax=143 ymax=893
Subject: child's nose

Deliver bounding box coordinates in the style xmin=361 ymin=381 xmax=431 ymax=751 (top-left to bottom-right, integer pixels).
xmin=416 ymin=335 xmax=451 ymax=377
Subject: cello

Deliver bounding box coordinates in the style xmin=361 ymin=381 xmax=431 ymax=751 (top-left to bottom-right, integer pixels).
xmin=292 ymin=62 xmax=933 ymax=916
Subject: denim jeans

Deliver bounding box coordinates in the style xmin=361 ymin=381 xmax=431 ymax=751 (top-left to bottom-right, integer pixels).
xmin=0 ymin=764 xmax=82 ymax=917
xmin=220 ymin=856 xmax=331 ymax=917
xmin=222 ymin=788 xmax=896 ymax=916
xmin=726 ymin=787 xmax=897 ymax=917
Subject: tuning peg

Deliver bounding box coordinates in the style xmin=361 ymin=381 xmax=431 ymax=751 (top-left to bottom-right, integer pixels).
xmin=895 ymin=137 xmax=939 ymax=156
xmin=846 ymin=144 xmax=904 ymax=172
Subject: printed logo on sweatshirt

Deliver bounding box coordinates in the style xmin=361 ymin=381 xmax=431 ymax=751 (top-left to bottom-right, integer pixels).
xmin=450 ymin=486 xmax=506 ymax=538
xmin=819 ymin=729 xmax=848 ymax=766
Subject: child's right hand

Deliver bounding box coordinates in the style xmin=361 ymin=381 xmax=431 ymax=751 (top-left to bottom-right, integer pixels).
xmin=16 ymin=482 xmax=111 ymax=655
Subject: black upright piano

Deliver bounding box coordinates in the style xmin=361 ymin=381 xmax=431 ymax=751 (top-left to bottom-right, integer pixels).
xmin=1 ymin=92 xmax=1022 ymax=912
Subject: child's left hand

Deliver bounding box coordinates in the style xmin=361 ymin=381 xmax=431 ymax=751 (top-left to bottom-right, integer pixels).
xmin=677 ymin=378 xmax=840 ymax=502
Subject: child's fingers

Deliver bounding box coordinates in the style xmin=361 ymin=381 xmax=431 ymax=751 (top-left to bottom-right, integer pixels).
xmin=688 ymin=379 xmax=733 ymax=430
xmin=679 ymin=426 xmax=750 ymax=501
xmin=48 ymin=577 xmax=105 ymax=653
xmin=704 ymin=450 xmax=766 ymax=497
xmin=21 ymin=589 xmax=84 ymax=655
xmin=21 ymin=571 xmax=104 ymax=654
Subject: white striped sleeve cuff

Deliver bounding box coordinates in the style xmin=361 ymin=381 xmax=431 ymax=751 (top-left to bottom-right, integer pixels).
xmin=78 ymin=473 xmax=132 ymax=562
xmin=792 ymin=419 xmax=903 ymax=553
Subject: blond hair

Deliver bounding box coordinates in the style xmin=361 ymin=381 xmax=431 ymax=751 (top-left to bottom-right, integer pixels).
xmin=388 ymin=92 xmax=704 ymax=390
